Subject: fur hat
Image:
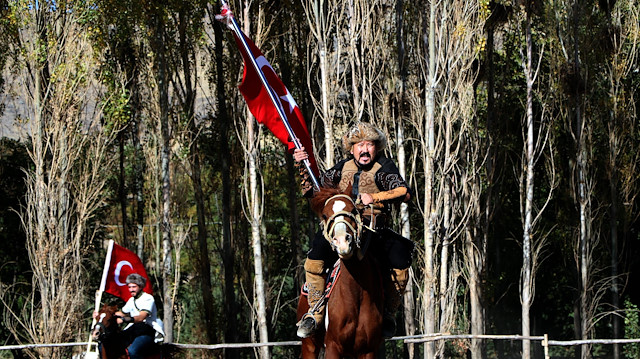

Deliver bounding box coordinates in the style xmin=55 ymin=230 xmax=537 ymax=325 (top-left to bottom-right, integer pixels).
xmin=341 ymin=122 xmax=387 ymax=153
xmin=126 ymin=273 xmax=147 ymax=288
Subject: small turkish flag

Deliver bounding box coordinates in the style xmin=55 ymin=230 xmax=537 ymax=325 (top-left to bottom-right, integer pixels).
xmin=104 ymin=243 xmax=152 ymax=300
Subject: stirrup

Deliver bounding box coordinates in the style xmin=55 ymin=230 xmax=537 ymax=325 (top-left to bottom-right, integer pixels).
xmin=296 ymin=314 xmax=317 ymax=338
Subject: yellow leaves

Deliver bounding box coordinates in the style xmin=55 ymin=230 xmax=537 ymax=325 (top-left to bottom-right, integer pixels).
xmin=475 ymin=36 xmax=487 ymax=54
xmin=479 ymin=0 xmax=491 ymax=20
xmin=453 ymin=23 xmax=467 ymax=39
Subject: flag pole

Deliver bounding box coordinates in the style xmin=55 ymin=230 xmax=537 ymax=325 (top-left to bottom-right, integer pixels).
xmin=86 ymin=240 xmax=115 ymax=355
xmin=219 ymin=0 xmax=320 ymax=191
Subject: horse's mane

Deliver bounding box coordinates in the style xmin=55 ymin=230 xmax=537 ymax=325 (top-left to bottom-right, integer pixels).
xmin=310 ymin=187 xmax=350 ymax=216
xmin=101 ymin=304 xmax=118 ymax=314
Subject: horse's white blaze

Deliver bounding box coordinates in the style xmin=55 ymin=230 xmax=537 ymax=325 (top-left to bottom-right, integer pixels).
xmin=332 ymin=218 xmax=351 ymax=257
xmin=329 ymin=198 xmax=354 ymax=258
xmin=92 ymin=313 xmax=107 ymax=338
xmin=332 ymin=200 xmax=347 ymax=213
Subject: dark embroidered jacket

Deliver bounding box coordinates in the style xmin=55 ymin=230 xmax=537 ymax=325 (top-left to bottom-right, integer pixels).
xmin=301 ymin=156 xmax=411 ymax=217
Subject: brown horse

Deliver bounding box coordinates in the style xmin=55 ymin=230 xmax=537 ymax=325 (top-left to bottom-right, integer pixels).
xmin=297 ymin=188 xmax=384 ymax=359
xmin=92 ymin=304 xmax=178 ymax=359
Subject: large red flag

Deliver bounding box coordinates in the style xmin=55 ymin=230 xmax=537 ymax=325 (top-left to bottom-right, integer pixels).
xmin=104 ymin=243 xmax=152 ymax=300
xmin=232 ymin=31 xmax=320 ymax=177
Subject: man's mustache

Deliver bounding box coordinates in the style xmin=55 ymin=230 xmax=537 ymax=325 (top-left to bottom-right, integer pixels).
xmin=359 ymin=152 xmax=371 ymax=157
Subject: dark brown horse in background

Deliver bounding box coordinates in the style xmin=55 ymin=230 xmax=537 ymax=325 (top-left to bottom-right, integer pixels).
xmin=297 ymin=188 xmax=384 ymax=359
xmin=92 ymin=304 xmax=178 ymax=359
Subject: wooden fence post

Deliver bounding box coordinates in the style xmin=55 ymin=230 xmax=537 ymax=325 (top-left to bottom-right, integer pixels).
xmin=543 ymin=334 xmax=549 ymax=359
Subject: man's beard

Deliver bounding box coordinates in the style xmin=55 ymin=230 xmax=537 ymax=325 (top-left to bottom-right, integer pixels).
xmin=356 ymin=153 xmax=375 ymax=170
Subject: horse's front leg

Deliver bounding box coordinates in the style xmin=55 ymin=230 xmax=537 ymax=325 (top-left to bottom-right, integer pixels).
xmin=357 ymin=353 xmax=377 ymax=359
xmin=300 ymin=337 xmax=323 ymax=359
xmin=323 ymin=344 xmax=343 ymax=359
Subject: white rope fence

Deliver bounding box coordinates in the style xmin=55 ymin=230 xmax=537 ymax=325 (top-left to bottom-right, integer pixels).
xmin=0 ymin=342 xmax=91 ymax=350
xmin=172 ymin=341 xmax=301 ymax=350
xmin=3 ymin=335 xmax=640 ymax=358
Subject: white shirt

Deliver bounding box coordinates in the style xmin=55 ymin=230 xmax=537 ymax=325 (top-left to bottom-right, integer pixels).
xmin=122 ymin=292 xmax=165 ymax=341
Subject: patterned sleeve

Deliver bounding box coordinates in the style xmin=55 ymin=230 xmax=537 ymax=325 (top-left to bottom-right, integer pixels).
xmin=376 ymin=172 xmax=410 ymax=192
xmin=320 ymin=168 xmax=341 ymax=189
xmin=295 ymin=161 xmax=315 ymax=196
xmin=297 ymin=159 xmax=345 ymax=197
xmin=373 ymin=157 xmax=411 ymax=203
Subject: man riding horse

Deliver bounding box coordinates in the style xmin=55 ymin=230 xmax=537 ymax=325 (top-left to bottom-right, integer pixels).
xmin=93 ymin=273 xmax=165 ymax=359
xmin=294 ymin=122 xmax=414 ymax=339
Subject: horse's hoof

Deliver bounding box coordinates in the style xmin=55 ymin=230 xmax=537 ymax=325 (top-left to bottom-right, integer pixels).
xmin=296 ymin=316 xmax=317 ymax=338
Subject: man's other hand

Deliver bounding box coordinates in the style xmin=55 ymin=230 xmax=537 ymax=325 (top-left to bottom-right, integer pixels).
xmin=360 ymin=193 xmax=374 ymax=205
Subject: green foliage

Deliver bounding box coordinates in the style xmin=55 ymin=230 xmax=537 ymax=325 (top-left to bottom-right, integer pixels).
xmin=101 ymin=85 xmax=131 ymax=132
xmin=624 ymin=299 xmax=640 ymax=359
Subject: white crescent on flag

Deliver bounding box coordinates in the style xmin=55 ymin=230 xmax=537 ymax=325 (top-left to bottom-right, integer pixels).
xmin=114 ymin=260 xmax=133 ymax=286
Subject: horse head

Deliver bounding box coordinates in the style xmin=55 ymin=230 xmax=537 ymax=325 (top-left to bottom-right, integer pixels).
xmin=92 ymin=304 xmax=120 ymax=341
xmin=311 ymin=187 xmax=363 ymax=260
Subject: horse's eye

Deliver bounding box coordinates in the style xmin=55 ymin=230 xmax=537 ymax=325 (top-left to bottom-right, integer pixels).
xmin=322 ymin=214 xmax=328 ymax=220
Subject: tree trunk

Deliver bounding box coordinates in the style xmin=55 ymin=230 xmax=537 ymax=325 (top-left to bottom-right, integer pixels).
xmin=247 ymin=110 xmax=270 ymax=358
xmin=394 ymin=0 xmax=416 ymax=354
xmin=423 ymin=1 xmax=437 ymax=357
xmin=126 ymin=62 xmax=145 ymax=260
xmin=318 ymin=1 xmax=334 ymax=167
xmin=571 ymin=1 xmax=591 ymax=357
xmin=467 ymin=227 xmax=485 ymax=359
xmin=303 ymin=0 xmax=334 ymax=167
xmin=397 ymin=109 xmax=416 ymax=358
xmin=175 ymin=6 xmax=218 ymax=348
xmin=133 ymin=116 xmax=146 ymax=260
xmin=149 ymin=10 xmax=174 ymax=342
xmin=521 ymin=5 xmax=534 ymax=358
xmin=209 ymin=8 xmax=240 ymax=356
xmin=478 ymin=20 xmax=496 ymax=359
xmin=242 ymin=5 xmax=270 ymax=357
xmin=609 ymin=177 xmax=620 ymax=359
xmin=277 ymin=27 xmax=305 ymax=279
xmin=118 ymin=131 xmax=129 ymax=246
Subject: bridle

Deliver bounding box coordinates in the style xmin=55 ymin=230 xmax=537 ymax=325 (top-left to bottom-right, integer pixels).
xmin=92 ymin=312 xmax=118 ymax=342
xmin=93 ymin=317 xmax=106 ymax=341
xmin=322 ymin=194 xmax=363 ymax=250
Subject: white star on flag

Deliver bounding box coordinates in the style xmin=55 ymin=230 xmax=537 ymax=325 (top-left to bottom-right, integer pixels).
xmin=280 ymin=92 xmax=297 ymax=114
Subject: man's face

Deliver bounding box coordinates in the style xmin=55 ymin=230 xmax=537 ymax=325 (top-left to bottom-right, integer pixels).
xmin=127 ymin=283 xmax=142 ymax=298
xmin=351 ymin=140 xmax=377 ymax=166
